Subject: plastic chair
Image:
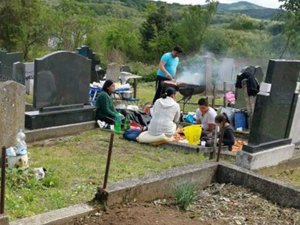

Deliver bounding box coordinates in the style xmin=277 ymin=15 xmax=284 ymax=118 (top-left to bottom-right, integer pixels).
xmin=89 ymin=86 xmax=102 ymax=105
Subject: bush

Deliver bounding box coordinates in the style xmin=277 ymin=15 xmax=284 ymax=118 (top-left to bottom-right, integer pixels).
xmin=127 ymin=61 xmax=157 ymax=82
xmin=174 ymin=181 xmax=198 ymax=210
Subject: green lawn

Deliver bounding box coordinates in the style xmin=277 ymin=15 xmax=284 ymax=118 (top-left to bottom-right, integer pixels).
xmin=7 ymin=129 xmax=206 ymax=220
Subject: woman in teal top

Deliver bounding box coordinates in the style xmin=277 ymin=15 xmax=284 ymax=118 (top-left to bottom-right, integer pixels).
xmin=95 ymin=80 xmax=119 ymax=124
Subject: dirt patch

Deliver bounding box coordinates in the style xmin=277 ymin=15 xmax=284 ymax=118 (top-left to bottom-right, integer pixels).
xmin=67 ymin=184 xmax=300 ymax=225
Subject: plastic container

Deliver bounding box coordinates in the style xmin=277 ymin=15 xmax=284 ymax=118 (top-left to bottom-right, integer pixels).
xmin=183 ymin=125 xmax=202 ymax=145
xmin=114 ymin=114 xmax=122 ymax=134
xmin=234 ymin=111 xmax=247 ymax=130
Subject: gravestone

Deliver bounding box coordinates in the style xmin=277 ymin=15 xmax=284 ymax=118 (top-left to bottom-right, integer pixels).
xmin=77 ymin=46 xmax=100 ymax=82
xmin=0 ymin=50 xmax=23 ymax=82
xmin=12 ymin=62 xmax=25 ymax=85
xmin=288 ymin=83 xmax=300 ymax=144
xmin=25 ymin=51 xmax=95 ymax=129
xmin=0 ymin=81 xmax=25 ymax=147
xmin=24 ymin=62 xmax=34 ymax=94
xmin=243 ymin=60 xmax=300 ymax=153
xmin=106 ymin=62 xmax=120 ymax=82
xmin=216 ymin=58 xmax=235 ymax=91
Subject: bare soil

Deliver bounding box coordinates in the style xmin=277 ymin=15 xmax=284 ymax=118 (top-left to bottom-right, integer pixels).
xmin=67 ymin=184 xmax=300 ymax=225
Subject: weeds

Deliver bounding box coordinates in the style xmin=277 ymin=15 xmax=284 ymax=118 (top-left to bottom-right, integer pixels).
xmin=174 ymin=181 xmax=198 ymax=210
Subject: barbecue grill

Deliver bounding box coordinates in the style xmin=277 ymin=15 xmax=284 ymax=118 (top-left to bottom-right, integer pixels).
xmin=163 ymin=80 xmax=206 ymax=112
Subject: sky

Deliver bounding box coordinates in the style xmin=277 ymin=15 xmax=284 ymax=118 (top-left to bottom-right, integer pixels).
xmin=154 ymin=0 xmax=281 ymax=9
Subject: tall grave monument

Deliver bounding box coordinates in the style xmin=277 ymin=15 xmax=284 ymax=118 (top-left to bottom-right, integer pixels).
xmin=0 ymin=50 xmax=23 ymax=83
xmin=25 ymin=51 xmax=95 ymax=129
xmin=237 ymin=59 xmax=300 ymax=170
xmin=77 ymin=46 xmax=101 ymax=82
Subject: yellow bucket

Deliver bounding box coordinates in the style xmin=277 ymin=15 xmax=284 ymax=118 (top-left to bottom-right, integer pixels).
xmin=183 ymin=125 xmax=202 ymax=145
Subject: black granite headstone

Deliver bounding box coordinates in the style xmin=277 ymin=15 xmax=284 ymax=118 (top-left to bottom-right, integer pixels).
xmin=243 ymin=60 xmax=300 ymax=153
xmin=33 ymin=51 xmax=91 ymax=109
xmin=76 ymin=46 xmax=100 ymax=82
xmin=0 ymin=50 xmax=23 ymax=82
xmin=26 ymin=51 xmax=94 ymax=129
xmin=12 ymin=62 xmax=25 ymax=85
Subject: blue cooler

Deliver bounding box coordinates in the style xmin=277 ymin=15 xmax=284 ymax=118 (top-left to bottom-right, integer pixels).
xmin=234 ymin=111 xmax=247 ymax=130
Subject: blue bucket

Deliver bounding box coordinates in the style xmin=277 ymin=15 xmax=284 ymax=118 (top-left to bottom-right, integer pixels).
xmin=234 ymin=112 xmax=247 ymax=129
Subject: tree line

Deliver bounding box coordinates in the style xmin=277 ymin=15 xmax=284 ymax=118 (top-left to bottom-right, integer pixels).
xmin=0 ymin=0 xmax=298 ymax=69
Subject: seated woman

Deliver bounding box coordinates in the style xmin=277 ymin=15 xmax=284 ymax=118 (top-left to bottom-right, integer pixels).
xmin=148 ymin=87 xmax=180 ymax=137
xmin=95 ymin=80 xmax=121 ymax=125
xmin=215 ymin=113 xmax=235 ymax=151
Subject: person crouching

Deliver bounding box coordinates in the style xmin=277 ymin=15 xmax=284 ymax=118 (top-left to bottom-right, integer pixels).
xmin=148 ymin=87 xmax=180 ymax=137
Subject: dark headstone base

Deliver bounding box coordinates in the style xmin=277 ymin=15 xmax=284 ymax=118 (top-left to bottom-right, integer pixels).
xmin=243 ymin=138 xmax=292 ymax=153
xmin=25 ymin=105 xmax=95 ymax=130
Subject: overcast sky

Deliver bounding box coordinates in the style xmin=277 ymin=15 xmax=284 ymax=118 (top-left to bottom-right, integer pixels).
xmin=154 ymin=0 xmax=281 ymax=9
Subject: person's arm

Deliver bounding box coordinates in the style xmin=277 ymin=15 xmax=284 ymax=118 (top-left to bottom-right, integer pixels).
xmin=206 ymin=123 xmax=215 ymax=132
xmin=173 ymin=104 xmax=181 ymax=123
xmin=158 ymin=61 xmax=172 ymax=80
xmin=222 ymin=127 xmax=235 ymax=146
xmin=101 ymin=94 xmax=118 ymax=118
xmin=206 ymin=109 xmax=217 ymax=131
xmin=195 ymin=109 xmax=201 ymax=124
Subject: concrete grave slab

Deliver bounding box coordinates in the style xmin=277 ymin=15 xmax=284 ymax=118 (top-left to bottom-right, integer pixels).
xmin=0 ymin=81 xmax=25 ymax=147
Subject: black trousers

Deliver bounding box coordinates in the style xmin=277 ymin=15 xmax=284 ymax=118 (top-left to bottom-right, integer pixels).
xmin=152 ymin=76 xmax=168 ymax=104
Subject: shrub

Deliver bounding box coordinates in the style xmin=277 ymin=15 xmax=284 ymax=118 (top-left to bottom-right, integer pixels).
xmin=174 ymin=181 xmax=198 ymax=210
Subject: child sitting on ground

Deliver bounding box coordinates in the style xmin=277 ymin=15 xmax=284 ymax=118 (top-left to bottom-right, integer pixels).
xmin=215 ymin=113 xmax=235 ymax=151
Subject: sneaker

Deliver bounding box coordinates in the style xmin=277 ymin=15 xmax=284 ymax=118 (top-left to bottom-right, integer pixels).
xmin=97 ymin=120 xmax=107 ymax=128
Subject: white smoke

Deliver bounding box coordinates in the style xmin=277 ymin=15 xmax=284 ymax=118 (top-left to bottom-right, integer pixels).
xmin=176 ymin=71 xmax=205 ymax=85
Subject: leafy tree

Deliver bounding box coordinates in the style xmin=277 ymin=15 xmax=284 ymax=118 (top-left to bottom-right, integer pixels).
xmin=140 ymin=4 xmax=171 ymax=54
xmin=278 ymin=0 xmax=300 ymax=58
xmin=52 ymin=0 xmax=95 ymax=50
xmin=175 ymin=1 xmax=218 ymax=54
xmin=100 ymin=20 xmax=141 ymax=62
xmin=18 ymin=2 xmax=54 ymax=60
xmin=0 ymin=0 xmax=54 ymax=60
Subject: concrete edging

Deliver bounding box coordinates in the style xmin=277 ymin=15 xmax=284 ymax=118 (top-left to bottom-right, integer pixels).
xmin=25 ymin=121 xmax=97 ymax=143
xmin=10 ymin=204 xmax=96 ymax=225
xmin=10 ymin=162 xmax=300 ymax=225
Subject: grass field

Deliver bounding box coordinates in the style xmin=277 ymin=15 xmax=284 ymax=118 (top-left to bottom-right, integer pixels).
xmin=7 ymin=129 xmax=206 ymax=220
xmin=13 ymin=81 xmax=224 ymax=220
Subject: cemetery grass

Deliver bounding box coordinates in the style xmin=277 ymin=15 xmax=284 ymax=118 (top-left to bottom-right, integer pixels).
xmin=258 ymin=162 xmax=300 ymax=188
xmin=6 ymin=129 xmax=206 ymax=220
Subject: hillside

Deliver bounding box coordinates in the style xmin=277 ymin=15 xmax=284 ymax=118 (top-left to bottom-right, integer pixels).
xmin=217 ymin=1 xmax=283 ymax=20
xmin=76 ymin=0 xmax=283 ymax=20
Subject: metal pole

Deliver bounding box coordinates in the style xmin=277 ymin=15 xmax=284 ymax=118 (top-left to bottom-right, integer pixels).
xmin=210 ymin=128 xmax=217 ymax=160
xmin=212 ymin=84 xmax=216 ymax=108
xmin=133 ymin=79 xmax=137 ymax=98
xmin=103 ymin=133 xmax=114 ymax=189
xmin=0 ymin=146 xmax=6 ymax=214
xmin=216 ymin=122 xmax=225 ymax=162
xmin=223 ymin=82 xmax=227 ymax=107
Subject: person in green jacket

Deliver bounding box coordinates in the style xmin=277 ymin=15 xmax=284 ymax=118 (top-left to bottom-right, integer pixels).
xmin=95 ymin=79 xmax=121 ymax=125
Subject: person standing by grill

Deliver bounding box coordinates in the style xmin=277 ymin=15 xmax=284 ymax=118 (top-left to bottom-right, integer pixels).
xmin=152 ymin=46 xmax=183 ymax=104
